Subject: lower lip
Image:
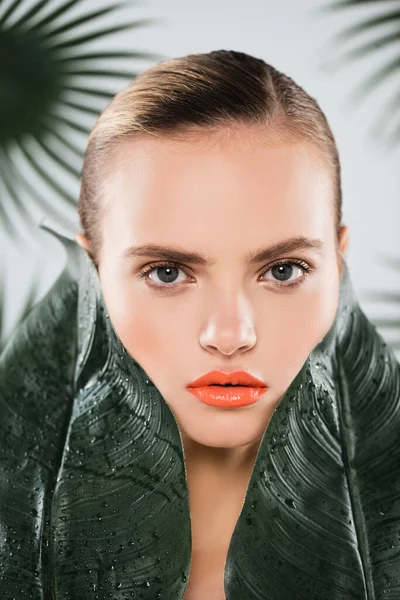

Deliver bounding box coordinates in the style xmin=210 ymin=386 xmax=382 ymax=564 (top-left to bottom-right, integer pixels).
xmin=187 ymin=386 xmax=268 ymax=408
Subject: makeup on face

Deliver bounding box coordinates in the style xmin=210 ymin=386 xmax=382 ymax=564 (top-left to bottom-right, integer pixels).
xmin=186 ymin=369 xmax=268 ymax=408
xmin=96 ymin=133 xmax=347 ymax=464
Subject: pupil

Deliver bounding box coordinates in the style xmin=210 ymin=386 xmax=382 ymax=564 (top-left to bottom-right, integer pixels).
xmin=272 ymin=264 xmax=293 ymax=281
xmin=157 ymin=266 xmax=179 ymax=283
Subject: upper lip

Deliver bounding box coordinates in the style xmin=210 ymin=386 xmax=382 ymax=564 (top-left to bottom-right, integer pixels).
xmin=187 ymin=370 xmax=267 ymax=388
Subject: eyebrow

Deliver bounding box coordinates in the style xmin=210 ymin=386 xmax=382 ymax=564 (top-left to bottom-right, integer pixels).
xmin=120 ymin=236 xmax=325 ymax=266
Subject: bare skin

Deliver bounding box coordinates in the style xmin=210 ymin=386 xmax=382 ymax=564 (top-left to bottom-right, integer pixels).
xmin=182 ymin=456 xmax=257 ymax=600
xmin=76 ymin=124 xmax=349 ymax=598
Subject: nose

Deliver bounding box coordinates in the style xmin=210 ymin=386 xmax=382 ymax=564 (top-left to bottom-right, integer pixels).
xmin=199 ymin=291 xmax=257 ymax=356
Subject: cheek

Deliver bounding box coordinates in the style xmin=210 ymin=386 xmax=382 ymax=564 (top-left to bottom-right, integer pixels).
xmin=100 ymin=276 xmax=180 ymax=373
xmin=264 ymin=275 xmax=339 ymax=385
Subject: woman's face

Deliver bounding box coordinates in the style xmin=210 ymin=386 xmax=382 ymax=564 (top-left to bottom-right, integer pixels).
xmin=76 ymin=128 xmax=349 ymax=470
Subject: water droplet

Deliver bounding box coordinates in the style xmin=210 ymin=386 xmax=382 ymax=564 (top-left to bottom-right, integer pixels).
xmin=284 ymin=498 xmax=296 ymax=509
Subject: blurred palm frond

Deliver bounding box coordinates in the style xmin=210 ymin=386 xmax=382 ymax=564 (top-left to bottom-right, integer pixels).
xmin=0 ymin=0 xmax=164 ymax=241
xmin=311 ymin=0 xmax=400 ymax=150
xmin=360 ymin=254 xmax=400 ymax=350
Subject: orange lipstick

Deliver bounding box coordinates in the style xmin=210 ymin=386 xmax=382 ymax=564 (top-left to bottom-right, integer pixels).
xmin=186 ymin=369 xmax=268 ymax=408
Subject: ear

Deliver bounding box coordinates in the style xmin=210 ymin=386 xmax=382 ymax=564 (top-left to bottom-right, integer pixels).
xmin=337 ymin=225 xmax=349 ymax=275
xmin=338 ymin=225 xmax=349 ymax=255
xmin=75 ymin=233 xmax=90 ymax=253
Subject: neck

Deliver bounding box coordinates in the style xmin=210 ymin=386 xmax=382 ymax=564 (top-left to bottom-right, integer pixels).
xmin=180 ymin=431 xmax=263 ymax=477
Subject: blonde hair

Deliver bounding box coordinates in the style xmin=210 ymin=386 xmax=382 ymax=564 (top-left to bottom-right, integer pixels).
xmin=78 ymin=49 xmax=342 ymax=265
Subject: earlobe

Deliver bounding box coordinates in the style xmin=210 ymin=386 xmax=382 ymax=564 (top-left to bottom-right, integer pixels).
xmin=75 ymin=233 xmax=89 ymax=252
xmin=337 ymin=225 xmax=349 ymax=275
xmin=339 ymin=225 xmax=349 ymax=255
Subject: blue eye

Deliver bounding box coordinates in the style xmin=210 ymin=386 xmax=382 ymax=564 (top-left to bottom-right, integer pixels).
xmin=147 ymin=265 xmax=184 ymax=285
xmin=267 ymin=263 xmax=307 ymax=284
xmin=138 ymin=260 xmax=312 ymax=290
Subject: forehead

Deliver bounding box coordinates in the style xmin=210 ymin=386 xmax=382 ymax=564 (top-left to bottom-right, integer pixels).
xmin=101 ymin=131 xmax=333 ymax=251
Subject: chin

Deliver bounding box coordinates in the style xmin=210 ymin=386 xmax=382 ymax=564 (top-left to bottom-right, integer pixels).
xmin=188 ymin=426 xmax=262 ymax=448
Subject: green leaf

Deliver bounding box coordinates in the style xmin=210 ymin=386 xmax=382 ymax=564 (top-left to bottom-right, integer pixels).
xmin=26 ymin=0 xmax=83 ymax=34
xmin=4 ymin=0 xmax=48 ymax=33
xmin=0 ymin=0 xmax=24 ymax=28
xmin=54 ymin=50 xmax=164 ymax=63
xmin=0 ymin=221 xmax=399 ymax=599
xmin=313 ymin=1 xmax=400 ymax=149
xmin=310 ymin=0 xmax=400 ymax=16
xmin=0 ymin=0 xmax=162 ymax=238
xmin=38 ymin=4 xmax=127 ymax=40
xmin=47 ymin=19 xmax=160 ymax=52
xmin=0 ymin=146 xmax=72 ymax=237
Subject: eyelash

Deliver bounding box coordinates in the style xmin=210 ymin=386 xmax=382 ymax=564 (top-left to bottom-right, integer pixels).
xmin=138 ymin=259 xmax=313 ymax=291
